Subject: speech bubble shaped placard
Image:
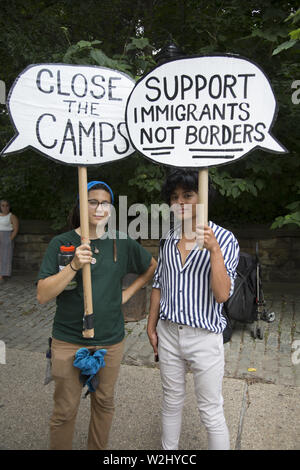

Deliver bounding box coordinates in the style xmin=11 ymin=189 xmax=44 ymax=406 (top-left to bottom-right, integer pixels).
xmin=2 ymin=63 xmax=136 ymax=165
xmin=126 ymin=55 xmax=287 ymax=167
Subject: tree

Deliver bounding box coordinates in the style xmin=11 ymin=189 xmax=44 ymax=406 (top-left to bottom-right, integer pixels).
xmin=0 ymin=0 xmax=299 ymax=229
xmin=271 ymin=7 xmax=300 ymax=228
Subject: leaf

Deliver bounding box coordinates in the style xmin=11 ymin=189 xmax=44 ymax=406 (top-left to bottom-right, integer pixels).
xmin=286 ymin=201 xmax=300 ymax=211
xmin=255 ymin=179 xmax=265 ymax=191
xmin=237 ymin=181 xmax=246 ymax=191
xmin=272 ymin=39 xmax=297 ymax=55
xmin=90 ymin=48 xmax=115 ymax=67
xmin=126 ymin=37 xmax=151 ymax=51
xmin=90 ymin=40 xmax=102 ymax=47
xmin=289 ymin=28 xmax=300 ymax=40
xmin=271 ymin=211 xmax=300 ymax=229
xmin=271 ymin=216 xmax=285 ymax=229
xmin=231 ymin=186 xmax=240 ymax=199
xmin=252 ymin=28 xmax=282 ymax=42
xmin=77 ymin=40 xmax=93 ymax=49
xmin=285 ymin=8 xmax=300 ymax=24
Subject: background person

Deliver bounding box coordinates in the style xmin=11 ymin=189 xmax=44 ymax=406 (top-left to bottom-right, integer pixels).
xmin=0 ymin=199 xmax=19 ymax=282
xmin=147 ymin=169 xmax=240 ymax=450
xmin=37 ymin=181 xmax=157 ymax=450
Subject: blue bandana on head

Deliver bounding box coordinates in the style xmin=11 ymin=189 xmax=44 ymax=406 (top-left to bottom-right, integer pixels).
xmin=82 ymin=180 xmax=114 ymax=204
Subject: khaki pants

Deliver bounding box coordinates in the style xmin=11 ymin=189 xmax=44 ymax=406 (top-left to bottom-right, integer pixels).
xmin=50 ymin=337 xmax=125 ymax=450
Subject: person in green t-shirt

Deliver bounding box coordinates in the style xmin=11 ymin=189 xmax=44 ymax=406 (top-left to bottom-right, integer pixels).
xmin=37 ymin=181 xmax=156 ymax=450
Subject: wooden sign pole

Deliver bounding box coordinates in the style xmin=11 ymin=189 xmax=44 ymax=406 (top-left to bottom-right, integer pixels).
xmin=198 ymin=167 xmax=208 ymax=226
xmin=78 ymin=166 xmax=94 ymax=338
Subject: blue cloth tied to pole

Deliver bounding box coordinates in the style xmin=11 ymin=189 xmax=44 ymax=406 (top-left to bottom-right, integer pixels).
xmin=73 ymin=348 xmax=107 ymax=395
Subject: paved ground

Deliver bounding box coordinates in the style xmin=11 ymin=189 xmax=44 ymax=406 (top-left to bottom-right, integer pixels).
xmin=0 ymin=273 xmax=299 ymax=451
xmin=1 ymin=274 xmax=299 ymax=386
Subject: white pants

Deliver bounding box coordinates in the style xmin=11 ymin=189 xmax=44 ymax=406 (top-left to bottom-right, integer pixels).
xmin=157 ymin=319 xmax=230 ymax=450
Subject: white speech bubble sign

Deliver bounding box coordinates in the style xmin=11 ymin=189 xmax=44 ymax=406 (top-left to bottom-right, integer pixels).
xmin=2 ymin=64 xmax=136 ymax=165
xmin=126 ymin=55 xmax=287 ymax=167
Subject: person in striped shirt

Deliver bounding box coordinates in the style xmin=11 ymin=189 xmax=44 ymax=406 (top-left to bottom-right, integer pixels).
xmin=147 ymin=169 xmax=240 ymax=450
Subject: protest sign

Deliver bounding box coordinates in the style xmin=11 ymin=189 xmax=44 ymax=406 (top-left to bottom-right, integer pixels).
xmin=126 ymin=55 xmax=286 ymax=168
xmin=2 ymin=63 xmax=135 ymax=165
xmin=1 ymin=63 xmax=136 ymax=338
xmin=126 ymin=54 xmax=287 ymax=222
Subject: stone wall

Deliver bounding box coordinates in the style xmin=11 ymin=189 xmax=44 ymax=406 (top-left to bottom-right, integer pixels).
xmin=12 ymin=219 xmax=300 ymax=282
xmin=12 ymin=220 xmax=57 ymax=274
xmin=141 ymin=224 xmax=300 ymax=283
xmin=228 ymin=225 xmax=300 ymax=283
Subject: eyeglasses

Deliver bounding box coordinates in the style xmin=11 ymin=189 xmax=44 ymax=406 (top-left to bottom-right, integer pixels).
xmin=88 ymin=199 xmax=112 ymax=210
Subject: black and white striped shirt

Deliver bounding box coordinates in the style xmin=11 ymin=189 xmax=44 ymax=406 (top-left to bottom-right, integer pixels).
xmin=153 ymin=221 xmax=240 ymax=333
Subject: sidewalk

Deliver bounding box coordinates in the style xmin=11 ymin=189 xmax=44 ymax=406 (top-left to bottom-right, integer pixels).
xmin=0 ymin=273 xmax=299 ymax=450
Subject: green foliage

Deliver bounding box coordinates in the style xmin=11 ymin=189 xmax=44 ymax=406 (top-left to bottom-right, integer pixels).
xmin=271 ymin=208 xmax=300 ymax=228
xmin=0 ymin=152 xmax=77 ymax=229
xmin=0 ymin=0 xmax=299 ymax=230
xmin=271 ymin=182 xmax=300 ymax=228
xmin=269 ymin=6 xmax=300 ymax=228
xmin=210 ymin=168 xmax=263 ymax=199
xmin=61 ymin=37 xmax=155 ymax=80
xmin=273 ymin=39 xmax=298 ymax=55
xmin=273 ymin=7 xmax=300 ymax=55
xmin=62 ymin=39 xmax=133 ymax=75
xmin=128 ymin=162 xmax=166 ymax=206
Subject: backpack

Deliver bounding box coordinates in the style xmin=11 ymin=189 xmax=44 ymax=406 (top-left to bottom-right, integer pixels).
xmin=222 ymin=252 xmax=257 ymax=343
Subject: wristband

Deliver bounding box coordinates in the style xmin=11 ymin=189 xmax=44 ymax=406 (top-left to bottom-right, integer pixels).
xmin=69 ymin=261 xmax=79 ymax=272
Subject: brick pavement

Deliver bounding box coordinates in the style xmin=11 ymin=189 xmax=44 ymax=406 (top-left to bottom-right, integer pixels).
xmin=0 ymin=273 xmax=299 ymax=387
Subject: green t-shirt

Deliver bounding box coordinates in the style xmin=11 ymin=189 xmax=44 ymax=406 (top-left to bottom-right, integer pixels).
xmin=37 ymin=230 xmax=152 ymax=346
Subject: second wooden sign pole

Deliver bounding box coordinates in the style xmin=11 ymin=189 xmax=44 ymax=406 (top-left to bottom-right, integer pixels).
xmin=78 ymin=166 xmax=94 ymax=339
xmin=198 ymin=167 xmax=209 ymax=227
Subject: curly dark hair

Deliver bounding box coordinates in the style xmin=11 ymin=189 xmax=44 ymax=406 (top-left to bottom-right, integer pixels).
xmin=161 ymin=169 xmax=216 ymax=206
